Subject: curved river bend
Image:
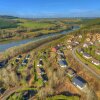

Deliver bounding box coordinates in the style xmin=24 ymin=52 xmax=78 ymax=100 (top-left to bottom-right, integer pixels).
xmin=0 ymin=26 xmax=79 ymax=52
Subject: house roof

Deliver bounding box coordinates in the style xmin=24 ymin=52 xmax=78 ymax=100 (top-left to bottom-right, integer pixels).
xmin=83 ymin=52 xmax=91 ymax=57
xmin=40 ymin=68 xmax=45 ymax=73
xmin=67 ymin=68 xmax=76 ymax=75
xmin=17 ymin=55 xmax=22 ymax=58
xmin=25 ymin=54 xmax=30 ymax=58
xmin=72 ymin=76 xmax=86 ymax=88
xmin=59 ymin=60 xmax=67 ymax=66
xmin=91 ymin=58 xmax=100 ymax=64
xmin=39 ymin=60 xmax=43 ymax=65
xmin=22 ymin=59 xmax=28 ymax=64
xmin=95 ymin=50 xmax=100 ymax=55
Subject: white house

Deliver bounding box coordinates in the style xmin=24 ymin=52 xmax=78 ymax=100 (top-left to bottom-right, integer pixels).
xmin=83 ymin=43 xmax=89 ymax=48
xmin=83 ymin=52 xmax=92 ymax=59
xmin=95 ymin=50 xmax=100 ymax=55
xmin=91 ymin=59 xmax=100 ymax=66
xmin=79 ymin=35 xmax=82 ymax=38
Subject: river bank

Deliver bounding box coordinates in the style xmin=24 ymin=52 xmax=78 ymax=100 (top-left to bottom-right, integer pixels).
xmin=0 ymin=26 xmax=79 ymax=52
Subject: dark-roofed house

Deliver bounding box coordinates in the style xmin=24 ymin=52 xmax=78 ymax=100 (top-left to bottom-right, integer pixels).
xmin=39 ymin=68 xmax=45 ymax=75
xmin=41 ymin=74 xmax=48 ymax=82
xmin=25 ymin=54 xmax=30 ymax=60
xmin=58 ymin=60 xmax=68 ymax=67
xmin=17 ymin=55 xmax=22 ymax=60
xmin=57 ymin=50 xmax=64 ymax=56
xmin=37 ymin=59 xmax=43 ymax=67
xmin=0 ymin=87 xmax=5 ymax=95
xmin=67 ymin=68 xmax=76 ymax=77
xmin=22 ymin=59 xmax=28 ymax=66
xmin=83 ymin=52 xmax=92 ymax=59
xmin=0 ymin=60 xmax=8 ymax=68
xmin=23 ymin=90 xmax=37 ymax=100
xmin=72 ymin=76 xmax=87 ymax=90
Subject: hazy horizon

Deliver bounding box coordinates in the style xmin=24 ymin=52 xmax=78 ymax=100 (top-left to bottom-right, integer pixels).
xmin=0 ymin=0 xmax=100 ymax=18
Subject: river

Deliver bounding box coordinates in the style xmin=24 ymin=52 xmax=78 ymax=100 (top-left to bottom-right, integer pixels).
xmin=0 ymin=26 xmax=79 ymax=52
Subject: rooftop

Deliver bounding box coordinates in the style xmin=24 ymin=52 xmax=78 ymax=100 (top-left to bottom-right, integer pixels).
xmin=72 ymin=76 xmax=86 ymax=88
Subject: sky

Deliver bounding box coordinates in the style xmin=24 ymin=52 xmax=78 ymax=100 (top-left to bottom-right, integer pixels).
xmin=0 ymin=0 xmax=100 ymax=18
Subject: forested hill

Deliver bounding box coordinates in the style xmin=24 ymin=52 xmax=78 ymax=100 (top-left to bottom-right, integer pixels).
xmin=0 ymin=16 xmax=19 ymax=29
xmin=0 ymin=15 xmax=18 ymax=19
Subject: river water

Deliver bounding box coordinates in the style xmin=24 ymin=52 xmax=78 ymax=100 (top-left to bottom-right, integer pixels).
xmin=0 ymin=26 xmax=79 ymax=52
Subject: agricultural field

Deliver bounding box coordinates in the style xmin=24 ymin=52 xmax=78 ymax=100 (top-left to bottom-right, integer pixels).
xmin=20 ymin=20 xmax=56 ymax=29
xmin=0 ymin=17 xmax=76 ymax=44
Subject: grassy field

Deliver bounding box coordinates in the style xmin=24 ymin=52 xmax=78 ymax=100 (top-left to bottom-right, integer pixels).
xmin=20 ymin=20 xmax=55 ymax=29
xmin=0 ymin=18 xmax=19 ymax=29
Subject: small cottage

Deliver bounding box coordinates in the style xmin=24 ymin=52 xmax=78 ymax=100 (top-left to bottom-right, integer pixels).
xmin=91 ymin=58 xmax=100 ymax=66
xmin=83 ymin=52 xmax=92 ymax=59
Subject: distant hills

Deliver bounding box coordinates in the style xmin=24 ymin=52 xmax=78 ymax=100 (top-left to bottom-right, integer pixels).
xmin=0 ymin=15 xmax=18 ymax=19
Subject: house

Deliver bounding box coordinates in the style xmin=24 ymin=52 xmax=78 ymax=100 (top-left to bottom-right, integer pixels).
xmin=79 ymin=35 xmax=82 ymax=38
xmin=15 ymin=59 xmax=19 ymax=63
xmin=43 ymin=51 xmax=47 ymax=56
xmin=67 ymin=40 xmax=72 ymax=43
xmin=89 ymin=41 xmax=94 ymax=45
xmin=91 ymin=58 xmax=100 ymax=66
xmin=95 ymin=50 xmax=100 ymax=55
xmin=67 ymin=68 xmax=76 ymax=77
xmin=83 ymin=43 xmax=89 ymax=48
xmin=72 ymin=42 xmax=79 ymax=47
xmin=57 ymin=50 xmax=64 ymax=56
xmin=0 ymin=87 xmax=5 ymax=95
xmin=83 ymin=52 xmax=92 ymax=59
xmin=23 ymin=90 xmax=37 ymax=100
xmin=73 ymin=41 xmax=79 ymax=45
xmin=39 ymin=68 xmax=45 ymax=75
xmin=25 ymin=54 xmax=30 ymax=60
xmin=78 ymin=48 xmax=84 ymax=54
xmin=58 ymin=55 xmax=65 ymax=61
xmin=22 ymin=59 xmax=28 ymax=66
xmin=86 ymin=38 xmax=90 ymax=42
xmin=51 ymin=47 xmax=58 ymax=52
xmin=72 ymin=76 xmax=87 ymax=90
xmin=0 ymin=62 xmax=4 ymax=68
xmin=37 ymin=59 xmax=43 ymax=66
xmin=41 ymin=74 xmax=48 ymax=82
xmin=83 ymin=42 xmax=93 ymax=48
xmin=67 ymin=45 xmax=72 ymax=50
xmin=0 ymin=60 xmax=8 ymax=68
xmin=16 ymin=55 xmax=22 ymax=60
xmin=58 ymin=60 xmax=68 ymax=67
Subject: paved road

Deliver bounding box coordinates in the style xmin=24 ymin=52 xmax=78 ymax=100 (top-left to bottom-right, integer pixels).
xmin=72 ymin=47 xmax=100 ymax=80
